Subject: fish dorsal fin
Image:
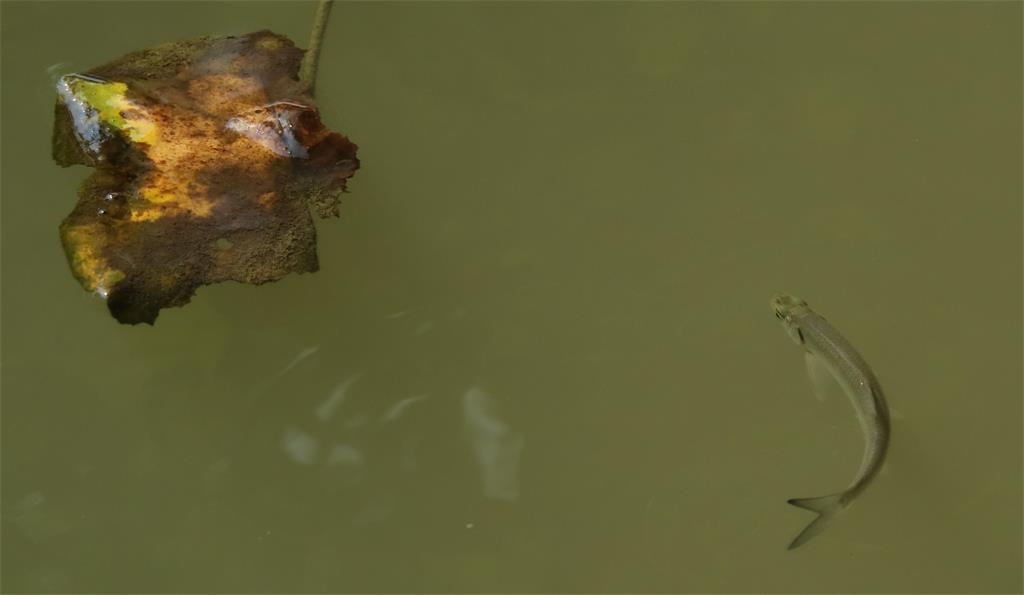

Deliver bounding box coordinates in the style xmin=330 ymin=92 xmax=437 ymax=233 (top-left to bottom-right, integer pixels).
xmin=803 ymin=351 xmax=844 ymax=403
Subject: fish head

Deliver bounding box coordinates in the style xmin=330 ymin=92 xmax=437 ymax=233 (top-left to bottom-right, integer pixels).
xmin=771 ymin=293 xmax=809 ymax=345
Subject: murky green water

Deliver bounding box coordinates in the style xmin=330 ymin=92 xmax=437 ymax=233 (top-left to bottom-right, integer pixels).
xmin=2 ymin=1 xmax=1021 ymax=592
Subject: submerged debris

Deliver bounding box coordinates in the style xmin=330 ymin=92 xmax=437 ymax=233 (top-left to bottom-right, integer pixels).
xmin=52 ymin=31 xmax=359 ymax=324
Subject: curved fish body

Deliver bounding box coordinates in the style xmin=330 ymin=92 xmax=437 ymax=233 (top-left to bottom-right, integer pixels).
xmin=771 ymin=293 xmax=891 ymax=550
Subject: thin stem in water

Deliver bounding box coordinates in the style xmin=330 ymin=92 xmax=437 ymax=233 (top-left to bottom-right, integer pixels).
xmin=299 ymin=0 xmax=333 ymax=94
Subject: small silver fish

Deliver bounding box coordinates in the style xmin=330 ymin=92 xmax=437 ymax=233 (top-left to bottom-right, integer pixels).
xmin=771 ymin=293 xmax=891 ymax=550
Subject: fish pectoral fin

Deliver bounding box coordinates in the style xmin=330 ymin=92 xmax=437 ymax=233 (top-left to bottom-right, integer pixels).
xmin=787 ymin=493 xmax=845 ymax=550
xmin=803 ymin=352 xmax=843 ymax=403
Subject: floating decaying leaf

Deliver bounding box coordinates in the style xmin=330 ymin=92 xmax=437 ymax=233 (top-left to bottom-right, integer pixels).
xmin=52 ymin=30 xmax=359 ymax=324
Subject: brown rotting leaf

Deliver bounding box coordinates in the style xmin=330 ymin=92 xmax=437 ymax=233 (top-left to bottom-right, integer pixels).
xmin=53 ymin=30 xmax=359 ymax=324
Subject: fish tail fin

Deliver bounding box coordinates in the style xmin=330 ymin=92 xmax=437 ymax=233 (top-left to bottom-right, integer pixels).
xmin=786 ymin=492 xmax=846 ymax=550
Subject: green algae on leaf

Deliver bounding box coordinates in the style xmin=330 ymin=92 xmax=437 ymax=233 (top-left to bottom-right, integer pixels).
xmin=52 ymin=31 xmax=359 ymax=324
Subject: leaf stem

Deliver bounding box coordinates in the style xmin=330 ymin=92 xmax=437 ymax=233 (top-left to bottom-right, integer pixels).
xmin=299 ymin=0 xmax=333 ymax=94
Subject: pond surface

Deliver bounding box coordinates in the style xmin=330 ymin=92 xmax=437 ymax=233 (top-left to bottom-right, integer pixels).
xmin=2 ymin=1 xmax=1021 ymax=592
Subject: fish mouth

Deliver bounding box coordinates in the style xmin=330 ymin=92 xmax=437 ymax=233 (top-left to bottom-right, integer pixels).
xmin=771 ymin=293 xmax=808 ymax=321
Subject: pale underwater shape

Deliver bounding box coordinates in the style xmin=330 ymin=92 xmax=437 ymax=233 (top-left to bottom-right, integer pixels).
xmin=315 ymin=374 xmax=361 ymax=422
xmin=462 ymin=386 xmax=525 ymax=502
xmin=281 ymin=426 xmax=318 ymax=466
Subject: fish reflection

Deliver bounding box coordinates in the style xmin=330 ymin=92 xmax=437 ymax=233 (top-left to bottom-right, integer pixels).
xmin=326 ymin=444 xmax=364 ymax=467
xmin=281 ymin=426 xmax=319 ymax=466
xmin=278 ymin=375 xmax=430 ymax=485
xmin=381 ymin=394 xmax=428 ymax=423
xmin=275 ymin=345 xmax=319 ymax=378
xmin=315 ymin=374 xmax=361 ymax=422
xmin=462 ymin=386 xmax=524 ymax=502
xmin=257 ymin=303 xmax=488 ymax=531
